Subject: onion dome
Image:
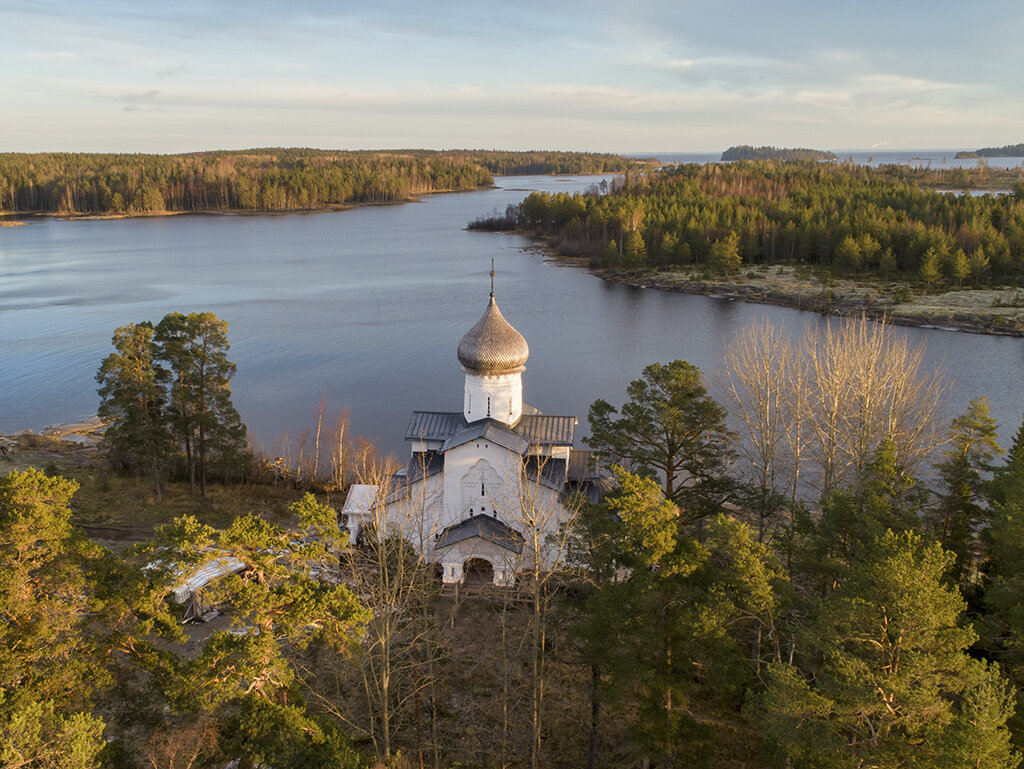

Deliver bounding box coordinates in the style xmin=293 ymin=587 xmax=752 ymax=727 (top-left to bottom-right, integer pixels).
xmin=457 ymin=295 xmax=529 ymax=373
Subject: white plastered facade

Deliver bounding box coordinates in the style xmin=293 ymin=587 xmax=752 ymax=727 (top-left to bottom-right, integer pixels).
xmin=342 ymin=292 xmax=586 ymax=587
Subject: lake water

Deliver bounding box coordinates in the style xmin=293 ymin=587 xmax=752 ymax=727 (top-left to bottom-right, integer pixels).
xmin=2 ymin=173 xmax=1024 ymax=459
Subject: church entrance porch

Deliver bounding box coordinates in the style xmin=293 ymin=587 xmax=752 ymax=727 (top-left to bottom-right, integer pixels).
xmin=462 ymin=558 xmax=494 ymax=588
xmin=439 ymin=550 xmax=518 ymax=587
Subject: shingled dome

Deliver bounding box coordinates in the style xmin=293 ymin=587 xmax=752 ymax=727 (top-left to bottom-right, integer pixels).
xmin=457 ymin=295 xmax=529 ymax=373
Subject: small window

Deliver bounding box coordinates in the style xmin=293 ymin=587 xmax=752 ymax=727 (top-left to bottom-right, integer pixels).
xmin=487 ymin=396 xmax=491 ymax=416
xmin=481 ymin=482 xmax=485 ymax=496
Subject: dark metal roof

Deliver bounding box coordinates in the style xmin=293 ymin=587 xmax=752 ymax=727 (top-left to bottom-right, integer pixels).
xmin=406 ymin=451 xmax=445 ymax=484
xmin=405 ymin=411 xmax=467 ymax=442
xmin=515 ymin=414 xmax=576 ymax=446
xmin=457 ymin=296 xmax=529 ymax=373
xmin=441 ymin=420 xmax=529 ymax=455
xmin=383 ymin=470 xmax=412 ymax=504
xmin=523 ymin=456 xmax=568 ymax=490
xmin=436 ymin=515 xmax=524 ymax=554
xmin=566 ymin=449 xmax=616 ymax=503
xmin=567 ymin=449 xmax=603 ymax=481
xmin=406 ymin=411 xmax=575 ymax=449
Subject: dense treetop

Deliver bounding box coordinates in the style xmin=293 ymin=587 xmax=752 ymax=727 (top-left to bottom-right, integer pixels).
xmin=956 ymin=143 xmax=1024 ymax=158
xmin=0 ymin=148 xmax=648 ymax=215
xmin=721 ymin=145 xmax=837 ymax=161
xmin=452 ymin=149 xmax=652 ymax=175
xmin=507 ymin=160 xmax=1024 ymax=287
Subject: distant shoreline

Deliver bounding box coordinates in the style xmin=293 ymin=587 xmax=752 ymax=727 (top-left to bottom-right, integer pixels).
xmin=0 ymin=187 xmax=496 ymax=222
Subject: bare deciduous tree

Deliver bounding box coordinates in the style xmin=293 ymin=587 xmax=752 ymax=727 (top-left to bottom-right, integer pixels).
xmin=496 ymin=456 xmax=582 ymax=769
xmin=723 ymin=319 xmax=794 ymax=539
xmin=724 ymin=315 xmax=948 ymax=507
xmin=309 ymin=451 xmax=450 ymax=767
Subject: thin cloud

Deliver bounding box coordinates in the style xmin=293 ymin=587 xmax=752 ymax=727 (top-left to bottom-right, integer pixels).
xmin=122 ymin=89 xmax=161 ymax=112
xmin=27 ymin=51 xmax=80 ymax=59
xmin=156 ymin=64 xmax=189 ymax=78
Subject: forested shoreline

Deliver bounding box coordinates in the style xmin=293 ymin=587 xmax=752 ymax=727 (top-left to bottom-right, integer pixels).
xmin=491 ymin=160 xmax=1024 ymax=290
xmin=720 ymin=145 xmax=837 ymax=161
xmin=956 ymin=143 xmax=1024 ymax=159
xmin=0 ymin=149 xmax=647 ymax=216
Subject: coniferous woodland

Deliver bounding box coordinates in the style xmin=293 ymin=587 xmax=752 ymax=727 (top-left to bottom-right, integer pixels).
xmin=956 ymin=143 xmax=1024 ymax=159
xmin=720 ymin=145 xmax=838 ymax=161
xmin=484 ymin=160 xmax=1024 ymax=288
xmin=6 ymin=313 xmax=1024 ymax=768
xmin=0 ymin=149 xmax=647 ymax=215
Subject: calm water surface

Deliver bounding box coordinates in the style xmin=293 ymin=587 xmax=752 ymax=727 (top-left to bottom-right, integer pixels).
xmin=2 ymin=174 xmax=1024 ymax=457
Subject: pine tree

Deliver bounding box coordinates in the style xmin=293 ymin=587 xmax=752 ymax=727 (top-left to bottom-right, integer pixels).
xmin=154 ymin=312 xmax=248 ymax=496
xmin=0 ymin=470 xmax=106 ymax=768
xmin=990 ymin=411 xmax=1024 ymax=508
xmin=570 ymin=470 xmax=785 ymax=768
xmin=754 ymin=530 xmax=1019 ymax=769
xmin=709 ymin=233 xmax=742 ymax=274
xmin=931 ymin=397 xmax=1002 ymax=593
xmin=97 ymin=321 xmax=173 ymax=502
xmin=623 ymin=229 xmax=648 ymax=265
xmin=920 ymin=246 xmax=943 ymax=290
xmin=585 ymin=360 xmax=734 ymax=519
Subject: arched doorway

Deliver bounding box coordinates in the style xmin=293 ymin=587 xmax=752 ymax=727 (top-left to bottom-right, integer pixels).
xmin=462 ymin=558 xmax=494 ymax=588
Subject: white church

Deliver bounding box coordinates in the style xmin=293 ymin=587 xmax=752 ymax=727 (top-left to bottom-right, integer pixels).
xmin=342 ymin=277 xmax=609 ymax=587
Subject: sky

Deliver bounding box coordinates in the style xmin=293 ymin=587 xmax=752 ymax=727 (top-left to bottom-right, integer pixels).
xmin=3 ymin=0 xmax=1022 ymax=154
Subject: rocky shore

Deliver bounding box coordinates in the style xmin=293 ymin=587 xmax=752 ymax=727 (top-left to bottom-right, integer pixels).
xmin=0 ymin=418 xmax=104 ymax=472
xmin=548 ymin=257 xmax=1024 ymax=337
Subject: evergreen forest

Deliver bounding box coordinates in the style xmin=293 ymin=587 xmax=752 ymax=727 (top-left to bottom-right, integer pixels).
xmin=0 ymin=149 xmax=646 ymax=216
xmin=497 ymin=160 xmax=1024 ymax=288
xmin=6 ymin=315 xmax=1024 ymax=768
xmin=720 ymin=146 xmax=837 ymax=161
xmin=956 ymin=143 xmax=1024 ymax=159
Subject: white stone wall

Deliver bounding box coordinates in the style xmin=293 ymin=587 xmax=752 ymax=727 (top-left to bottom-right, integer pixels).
xmin=376 ymin=437 xmax=575 ymax=584
xmin=442 ymin=441 xmax=519 ymax=528
xmin=463 ymin=370 xmax=523 ymax=425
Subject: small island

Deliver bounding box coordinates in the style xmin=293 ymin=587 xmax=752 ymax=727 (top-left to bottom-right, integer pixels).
xmin=721 ymin=144 xmax=837 ymax=161
xmin=955 ymin=143 xmax=1024 ymax=159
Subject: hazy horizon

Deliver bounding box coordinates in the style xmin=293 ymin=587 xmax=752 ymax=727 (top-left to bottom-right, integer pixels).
xmin=0 ymin=146 xmax=1011 ymax=156
xmin=4 ymin=1 xmax=1022 ymax=155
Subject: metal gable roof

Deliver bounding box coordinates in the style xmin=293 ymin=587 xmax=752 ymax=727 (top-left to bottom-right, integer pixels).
xmin=405 ymin=412 xmax=576 ymax=449
xmin=441 ymin=420 xmax=529 ymax=455
xmin=405 ymin=411 xmax=467 ymax=442
xmin=435 ymin=514 xmax=525 ymax=554
xmin=522 ymin=455 xmax=568 ymax=490
xmin=406 ymin=451 xmax=445 ymax=483
xmin=567 ymin=449 xmax=604 ymax=481
xmin=515 ymin=414 xmax=577 ymax=446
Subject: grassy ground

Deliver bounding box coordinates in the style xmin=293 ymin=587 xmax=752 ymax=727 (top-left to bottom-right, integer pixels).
xmin=0 ymin=425 xmax=313 ymax=548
